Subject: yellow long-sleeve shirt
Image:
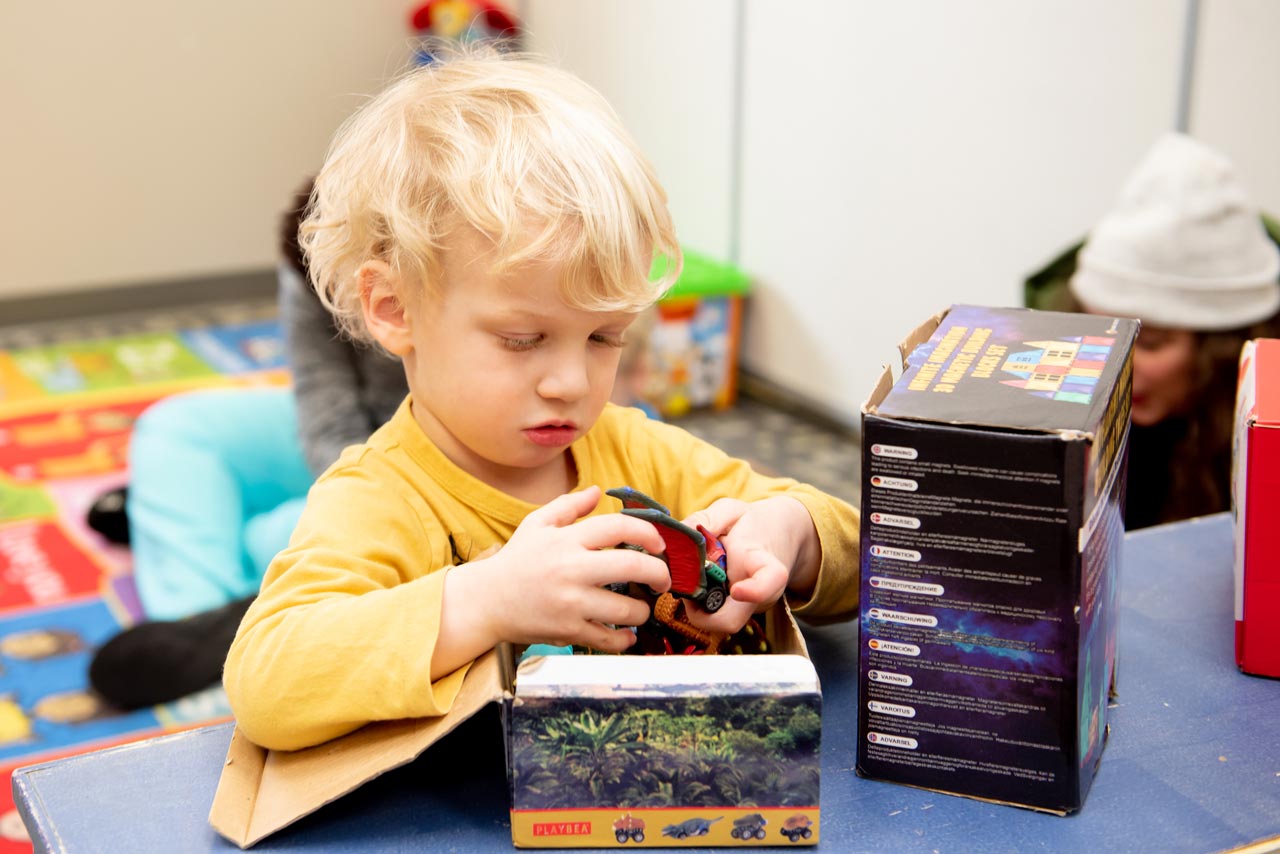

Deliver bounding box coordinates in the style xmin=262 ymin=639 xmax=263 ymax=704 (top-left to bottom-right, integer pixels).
xmin=224 ymin=400 xmax=859 ymax=751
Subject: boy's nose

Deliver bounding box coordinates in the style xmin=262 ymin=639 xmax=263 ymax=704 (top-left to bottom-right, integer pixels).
xmin=537 ymin=352 xmax=591 ymax=402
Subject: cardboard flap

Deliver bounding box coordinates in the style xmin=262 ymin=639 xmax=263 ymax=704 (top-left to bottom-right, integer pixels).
xmin=898 ymin=309 xmax=946 ymax=365
xmin=771 ymin=598 xmax=811 ymax=659
xmin=208 ymin=647 xmax=507 ymax=849
xmin=858 ymin=310 xmax=943 ymax=417
xmin=862 ymin=365 xmax=894 ymax=415
xmin=207 ymin=726 xmax=267 ymax=847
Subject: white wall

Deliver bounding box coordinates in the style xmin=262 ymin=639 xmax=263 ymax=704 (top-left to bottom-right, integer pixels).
xmin=0 ymin=1 xmax=412 ymax=300
xmin=527 ymin=0 xmax=1191 ymax=429
xmin=520 ymin=0 xmax=738 ymax=261
xmin=1189 ymin=0 xmax=1280 ymax=217
xmin=736 ymin=0 xmax=1186 ymax=426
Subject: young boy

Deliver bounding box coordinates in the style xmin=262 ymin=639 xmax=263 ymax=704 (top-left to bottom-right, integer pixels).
xmin=223 ymin=51 xmax=860 ymax=752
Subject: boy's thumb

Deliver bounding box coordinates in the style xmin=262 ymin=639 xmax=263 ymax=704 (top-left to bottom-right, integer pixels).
xmin=682 ymin=497 xmax=745 ymax=539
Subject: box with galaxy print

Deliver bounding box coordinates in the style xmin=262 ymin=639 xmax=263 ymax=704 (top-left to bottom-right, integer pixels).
xmin=856 ymin=304 xmax=1136 ymax=814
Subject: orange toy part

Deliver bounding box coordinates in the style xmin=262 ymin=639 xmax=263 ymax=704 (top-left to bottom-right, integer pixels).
xmin=652 ymin=594 xmax=723 ymax=654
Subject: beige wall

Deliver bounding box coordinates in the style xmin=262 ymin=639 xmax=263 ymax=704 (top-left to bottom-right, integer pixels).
xmin=4 ymin=0 xmax=1276 ymax=427
xmin=0 ymin=0 xmax=411 ymax=300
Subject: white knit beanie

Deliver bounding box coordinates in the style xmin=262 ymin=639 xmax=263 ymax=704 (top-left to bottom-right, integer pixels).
xmin=1069 ymin=132 xmax=1280 ymax=330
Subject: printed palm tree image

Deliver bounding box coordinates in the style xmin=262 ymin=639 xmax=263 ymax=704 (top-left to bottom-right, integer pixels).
xmin=510 ymin=694 xmax=821 ymax=809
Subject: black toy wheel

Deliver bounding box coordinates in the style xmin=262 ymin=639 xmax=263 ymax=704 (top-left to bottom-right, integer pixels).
xmin=802 ymin=827 xmax=812 ymax=839
xmin=615 ymin=830 xmax=628 ymax=843
xmin=703 ymin=587 xmax=726 ymax=613
xmin=731 ymin=828 xmax=742 ymax=839
xmin=632 ymin=830 xmax=644 ymax=843
xmin=755 ymin=828 xmax=766 ymax=839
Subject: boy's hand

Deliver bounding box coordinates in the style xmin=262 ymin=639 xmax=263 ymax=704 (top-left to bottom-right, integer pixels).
xmin=438 ymin=487 xmax=671 ymax=672
xmin=680 ymin=495 xmax=819 ymax=635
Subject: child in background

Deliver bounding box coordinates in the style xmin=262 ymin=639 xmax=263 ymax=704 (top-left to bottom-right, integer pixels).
xmin=87 ymin=181 xmax=409 ymax=709
xmin=279 ymin=177 xmax=411 ymax=479
xmin=1026 ymin=132 xmax=1280 ymax=528
xmin=223 ymin=50 xmax=860 ymax=752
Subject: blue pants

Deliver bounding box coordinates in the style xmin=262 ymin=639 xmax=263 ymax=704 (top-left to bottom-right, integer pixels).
xmin=127 ymin=388 xmax=313 ymax=620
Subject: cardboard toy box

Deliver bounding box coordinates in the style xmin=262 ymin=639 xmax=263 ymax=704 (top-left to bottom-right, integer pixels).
xmin=856 ymin=304 xmax=1137 ymax=814
xmin=646 ymin=250 xmax=751 ymax=418
xmin=1232 ymin=338 xmax=1280 ymax=678
xmin=209 ymin=603 xmax=821 ymax=849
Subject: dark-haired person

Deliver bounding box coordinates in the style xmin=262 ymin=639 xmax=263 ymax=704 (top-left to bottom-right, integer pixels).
xmin=1027 ymin=133 xmax=1280 ymax=529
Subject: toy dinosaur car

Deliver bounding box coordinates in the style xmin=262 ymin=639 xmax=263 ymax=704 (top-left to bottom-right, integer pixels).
xmin=612 ymin=813 xmax=645 ymax=843
xmin=780 ymin=814 xmax=813 ymax=842
xmin=607 ymin=487 xmax=729 ymax=613
xmin=661 ymin=816 xmax=721 ymax=839
xmin=730 ymin=812 xmax=768 ymax=840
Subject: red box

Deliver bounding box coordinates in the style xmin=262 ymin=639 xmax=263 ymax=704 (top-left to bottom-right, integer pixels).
xmin=1233 ymin=338 xmax=1280 ymax=678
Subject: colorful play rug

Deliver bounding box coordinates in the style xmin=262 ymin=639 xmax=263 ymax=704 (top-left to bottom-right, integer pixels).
xmin=0 ymin=318 xmax=288 ymax=851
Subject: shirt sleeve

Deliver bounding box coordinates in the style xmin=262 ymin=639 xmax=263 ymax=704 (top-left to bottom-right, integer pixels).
xmin=222 ymin=454 xmax=469 ymax=751
xmin=778 ymin=484 xmax=861 ymax=624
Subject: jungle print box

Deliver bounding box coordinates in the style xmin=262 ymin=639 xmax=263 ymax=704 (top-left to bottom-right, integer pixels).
xmin=506 ymin=603 xmax=821 ymax=848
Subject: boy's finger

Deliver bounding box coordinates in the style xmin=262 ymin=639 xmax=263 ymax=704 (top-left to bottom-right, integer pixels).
xmin=726 ymin=561 xmax=788 ymax=604
xmin=571 ymin=513 xmax=667 ymax=555
xmin=580 ymin=585 xmax=656 ymax=628
xmin=684 ymin=598 xmax=754 ymax=634
xmin=681 ymin=497 xmax=746 ymax=537
xmin=587 ymin=548 xmax=671 ymax=593
xmin=525 ymin=486 xmax=601 ymax=527
xmin=580 ymin=621 xmax=638 ymax=654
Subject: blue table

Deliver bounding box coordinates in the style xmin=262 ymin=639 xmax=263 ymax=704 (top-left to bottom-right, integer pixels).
xmin=12 ymin=513 xmax=1280 ymax=853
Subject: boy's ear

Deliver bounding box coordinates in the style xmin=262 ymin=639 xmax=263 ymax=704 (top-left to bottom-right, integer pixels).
xmin=357 ymin=261 xmax=413 ymax=355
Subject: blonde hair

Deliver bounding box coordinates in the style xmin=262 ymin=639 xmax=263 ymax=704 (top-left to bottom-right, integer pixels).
xmin=301 ymin=48 xmax=682 ymax=341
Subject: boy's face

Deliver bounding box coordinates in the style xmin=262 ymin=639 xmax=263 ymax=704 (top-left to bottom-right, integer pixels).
xmin=378 ymin=233 xmax=640 ymax=500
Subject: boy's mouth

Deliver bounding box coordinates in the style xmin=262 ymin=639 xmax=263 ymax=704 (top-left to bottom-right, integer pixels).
xmin=523 ymin=423 xmax=578 ymax=447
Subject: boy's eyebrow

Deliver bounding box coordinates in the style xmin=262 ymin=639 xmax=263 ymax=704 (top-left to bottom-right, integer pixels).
xmin=482 ymin=303 xmax=638 ymax=326
xmin=480 ymin=305 xmax=550 ymax=323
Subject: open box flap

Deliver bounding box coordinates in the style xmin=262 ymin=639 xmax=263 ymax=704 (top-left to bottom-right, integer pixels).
xmin=208 ymin=647 xmax=508 ymax=849
xmin=770 ymin=597 xmax=810 ymax=658
xmin=898 ymin=310 xmax=948 ymax=366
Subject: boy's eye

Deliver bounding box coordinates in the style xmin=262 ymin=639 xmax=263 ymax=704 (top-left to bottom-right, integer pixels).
xmin=500 ymin=335 xmax=544 ymax=351
xmin=591 ymin=332 xmax=626 ymax=348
